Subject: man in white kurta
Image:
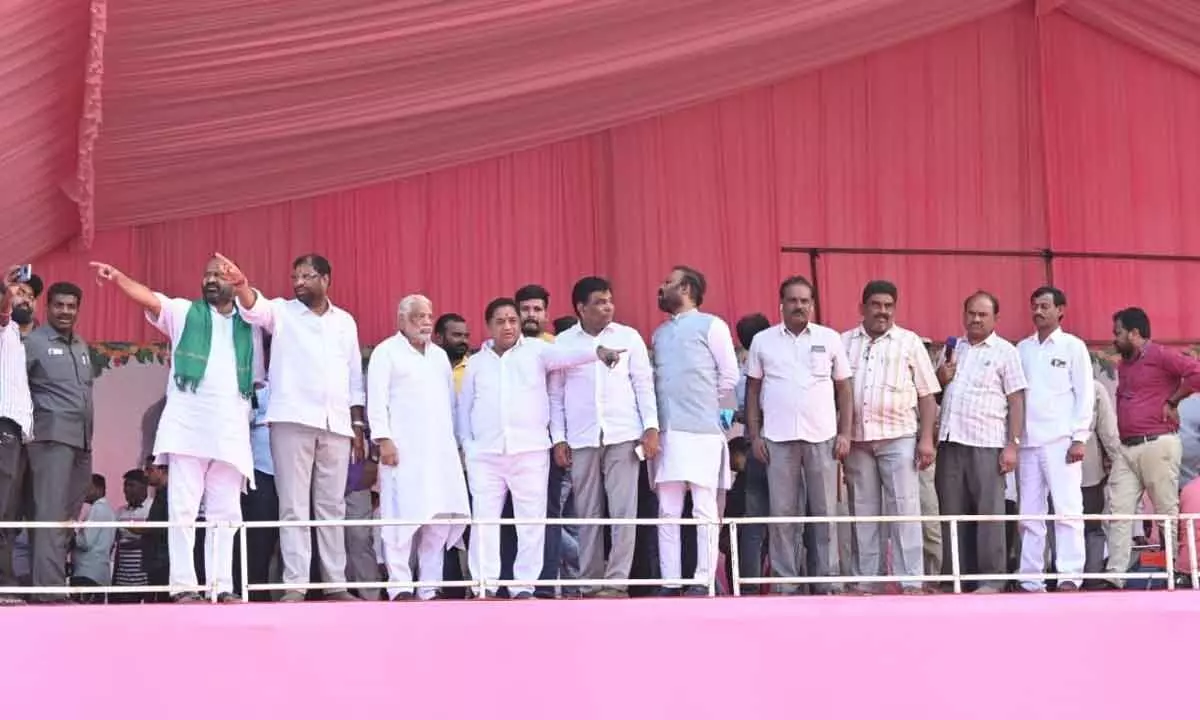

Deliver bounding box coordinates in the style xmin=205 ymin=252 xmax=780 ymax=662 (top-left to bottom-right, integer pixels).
xmin=367 ymin=295 xmax=470 ymax=601
xmin=456 ymin=297 xmax=624 ymax=599
xmin=651 ymin=267 xmax=738 ymax=596
xmin=90 ymin=258 xmax=256 ymax=602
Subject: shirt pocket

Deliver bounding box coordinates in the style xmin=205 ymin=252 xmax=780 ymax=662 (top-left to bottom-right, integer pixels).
xmin=809 ymin=349 xmax=832 ymax=380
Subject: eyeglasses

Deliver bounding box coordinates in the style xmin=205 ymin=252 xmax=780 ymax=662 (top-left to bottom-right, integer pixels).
xmin=291 ymin=273 xmax=321 ymax=283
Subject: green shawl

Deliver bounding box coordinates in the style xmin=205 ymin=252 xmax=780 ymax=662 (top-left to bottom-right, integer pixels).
xmin=173 ymin=300 xmax=254 ymax=399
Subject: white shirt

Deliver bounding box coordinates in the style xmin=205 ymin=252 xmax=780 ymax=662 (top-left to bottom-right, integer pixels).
xmin=457 ymin=336 xmax=600 ymax=455
xmin=251 ymin=385 xmax=274 ymax=475
xmin=938 ymin=333 xmax=1028 ymax=449
xmin=148 ymin=294 xmax=255 ymax=479
xmin=0 ymin=322 xmax=33 ymax=439
xmin=1017 ymin=328 xmax=1094 ymax=447
xmin=746 ymin=322 xmax=852 ymax=443
xmin=238 ymin=292 xmax=365 ymax=437
xmin=549 ymin=322 xmax=658 ymax=449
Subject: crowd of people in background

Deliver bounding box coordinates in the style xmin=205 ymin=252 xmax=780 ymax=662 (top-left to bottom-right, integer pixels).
xmin=1 ymin=255 xmax=1199 ymax=605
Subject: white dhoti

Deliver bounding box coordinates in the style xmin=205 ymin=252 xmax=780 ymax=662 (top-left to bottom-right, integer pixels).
xmin=652 ymin=430 xmax=730 ymax=587
xmin=466 ymin=450 xmax=550 ymax=596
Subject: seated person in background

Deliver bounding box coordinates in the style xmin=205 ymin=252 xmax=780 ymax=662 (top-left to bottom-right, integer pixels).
xmin=71 ymin=474 xmax=116 ymax=604
xmin=111 ymin=470 xmax=152 ymax=603
xmin=719 ymin=437 xmax=754 ymax=593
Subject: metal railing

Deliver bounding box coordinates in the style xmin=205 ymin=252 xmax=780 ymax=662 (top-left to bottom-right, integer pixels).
xmin=1 ymin=513 xmax=1197 ymax=603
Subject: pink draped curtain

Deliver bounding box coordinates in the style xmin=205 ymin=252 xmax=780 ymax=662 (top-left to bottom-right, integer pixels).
xmin=33 ymin=7 xmax=1049 ymax=344
xmin=9 ymin=0 xmax=1200 ymax=344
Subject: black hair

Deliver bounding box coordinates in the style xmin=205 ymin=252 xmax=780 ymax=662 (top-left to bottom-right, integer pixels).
xmin=1112 ymin=307 xmax=1151 ymax=339
xmin=861 ymin=280 xmax=898 ymax=305
xmin=571 ymin=276 xmax=611 ymax=315
xmin=735 ymin=313 xmax=771 ymax=350
xmin=46 ymin=282 xmax=82 ymax=304
xmin=122 ymin=469 xmax=149 ymax=485
xmin=778 ymin=275 xmax=814 ymax=302
xmin=434 ymin=313 xmax=466 ymax=336
xmin=553 ymin=316 xmax=579 ymax=335
xmin=485 ymin=297 xmax=519 ymax=323
xmin=672 ymin=265 xmax=707 ymax=306
xmin=514 ymin=284 xmax=550 ymax=307
xmin=963 ymin=290 xmax=1000 ymax=315
xmin=293 ymin=254 xmax=332 ymax=278
xmin=91 ymin=473 xmax=106 ymax=492
xmin=727 ymin=436 xmax=749 ymax=457
xmin=1030 ymin=286 xmax=1067 ymax=307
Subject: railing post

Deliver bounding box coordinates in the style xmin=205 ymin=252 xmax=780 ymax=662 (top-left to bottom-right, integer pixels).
xmin=707 ymin=518 xmax=719 ymax=597
xmin=949 ymin=519 xmax=962 ymax=594
xmin=209 ymin=521 xmax=221 ymax=603
xmin=1165 ymin=515 xmax=1177 ymax=591
xmin=728 ymin=519 xmax=742 ymax=598
xmin=1187 ymin=517 xmax=1198 ymax=591
xmin=239 ymin=520 xmax=251 ymax=603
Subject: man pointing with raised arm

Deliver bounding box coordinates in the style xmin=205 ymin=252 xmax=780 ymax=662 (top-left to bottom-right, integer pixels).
xmin=216 ymin=252 xmax=364 ymax=602
xmin=90 ymin=258 xmax=255 ymax=603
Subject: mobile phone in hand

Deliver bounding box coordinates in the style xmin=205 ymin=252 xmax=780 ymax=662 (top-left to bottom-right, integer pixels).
xmin=15 ymin=265 xmax=32 ymax=283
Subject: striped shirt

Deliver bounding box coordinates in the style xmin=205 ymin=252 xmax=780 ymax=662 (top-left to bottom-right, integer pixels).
xmin=842 ymin=324 xmax=940 ymax=442
xmin=0 ymin=322 xmax=32 ymax=439
xmin=113 ymin=502 xmax=150 ymax=586
xmin=937 ymin=333 xmax=1028 ymax=449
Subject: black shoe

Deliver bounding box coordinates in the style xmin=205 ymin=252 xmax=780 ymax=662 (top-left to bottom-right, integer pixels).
xmin=532 ymin=589 xmax=556 ymax=600
xmin=172 ymin=592 xmax=203 ymax=604
xmin=683 ymin=586 xmax=708 ymax=597
xmin=216 ymin=593 xmax=243 ymax=604
xmin=511 ymin=591 xmax=535 ymax=600
xmin=391 ymin=592 xmax=415 ymax=601
xmin=655 ymin=587 xmax=683 ymax=597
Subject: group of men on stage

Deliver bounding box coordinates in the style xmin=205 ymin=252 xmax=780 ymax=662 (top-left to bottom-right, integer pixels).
xmin=3 ymin=252 xmax=1199 ymax=602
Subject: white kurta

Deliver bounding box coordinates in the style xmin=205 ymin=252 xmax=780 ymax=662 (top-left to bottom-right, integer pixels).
xmin=146 ymin=293 xmax=254 ymax=481
xmin=367 ymin=335 xmax=470 ymax=547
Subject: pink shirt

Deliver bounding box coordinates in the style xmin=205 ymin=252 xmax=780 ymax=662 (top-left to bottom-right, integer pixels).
xmin=1115 ymin=343 xmax=1200 ymax=440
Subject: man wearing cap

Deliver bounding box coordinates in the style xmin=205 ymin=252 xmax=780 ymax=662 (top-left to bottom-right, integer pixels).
xmin=0 ymin=267 xmax=35 ymax=603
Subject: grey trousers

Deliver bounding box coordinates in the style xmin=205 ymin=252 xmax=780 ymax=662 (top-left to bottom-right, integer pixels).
xmin=845 ymin=436 xmax=923 ymax=588
xmin=933 ymin=442 xmax=1006 ymax=589
xmin=0 ymin=422 xmax=24 ymax=588
xmin=271 ymin=422 xmax=352 ymax=589
xmin=765 ymin=438 xmax=838 ymax=595
xmin=27 ymin=441 xmax=92 ymax=595
xmin=571 ymin=440 xmax=640 ymax=591
xmin=344 ymin=488 xmax=380 ymax=600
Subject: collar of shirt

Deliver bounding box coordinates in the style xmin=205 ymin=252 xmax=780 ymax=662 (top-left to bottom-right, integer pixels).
xmin=781 ymin=323 xmax=813 ymax=339
xmin=1027 ymin=327 xmax=1064 ymax=346
xmin=849 ymin=324 xmax=898 ymax=343
xmin=32 ymin=324 xmax=81 ymax=346
xmin=964 ymin=331 xmax=1000 ymax=349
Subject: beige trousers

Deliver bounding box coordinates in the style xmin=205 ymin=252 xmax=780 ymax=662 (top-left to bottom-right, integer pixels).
xmin=1105 ymin=434 xmax=1181 ymax=584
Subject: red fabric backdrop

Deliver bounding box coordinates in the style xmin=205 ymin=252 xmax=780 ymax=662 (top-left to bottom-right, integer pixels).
xmin=24 ymin=4 xmax=1200 ymax=347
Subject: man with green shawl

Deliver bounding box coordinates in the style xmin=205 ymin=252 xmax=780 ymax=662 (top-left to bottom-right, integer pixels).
xmin=91 ymin=257 xmax=260 ymax=603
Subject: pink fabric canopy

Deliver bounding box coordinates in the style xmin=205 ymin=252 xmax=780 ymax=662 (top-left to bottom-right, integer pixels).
xmin=5 ymin=0 xmax=1200 ymax=342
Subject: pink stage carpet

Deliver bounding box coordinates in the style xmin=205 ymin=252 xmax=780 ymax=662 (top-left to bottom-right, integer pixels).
xmin=3 ymin=593 xmax=1197 ymax=719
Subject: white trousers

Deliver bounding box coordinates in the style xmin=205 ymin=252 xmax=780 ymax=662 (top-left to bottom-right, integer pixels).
xmin=656 ymin=481 xmax=718 ymax=587
xmin=467 ymin=450 xmax=549 ymax=596
xmin=1018 ymin=438 xmax=1085 ymax=589
xmin=167 ymin=454 xmax=244 ymax=595
xmin=383 ymin=524 xmax=449 ymax=600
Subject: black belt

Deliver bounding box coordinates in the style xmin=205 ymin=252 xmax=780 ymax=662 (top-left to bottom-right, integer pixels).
xmin=0 ymin=417 xmax=19 ymax=435
xmin=1121 ymin=433 xmax=1174 ymax=448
